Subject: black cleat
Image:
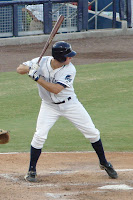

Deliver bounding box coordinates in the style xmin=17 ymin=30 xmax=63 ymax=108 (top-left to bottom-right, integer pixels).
xmin=100 ymin=162 xmax=118 ymax=179
xmin=24 ymin=171 xmax=37 ymax=182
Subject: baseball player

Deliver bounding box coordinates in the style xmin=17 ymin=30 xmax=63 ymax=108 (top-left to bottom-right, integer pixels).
xmin=17 ymin=41 xmax=118 ymax=182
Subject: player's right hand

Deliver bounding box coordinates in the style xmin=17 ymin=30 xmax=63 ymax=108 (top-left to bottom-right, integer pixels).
xmin=29 ymin=63 xmax=40 ymax=71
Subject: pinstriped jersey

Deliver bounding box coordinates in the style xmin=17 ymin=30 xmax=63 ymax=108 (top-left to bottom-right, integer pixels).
xmin=23 ymin=56 xmax=77 ymax=103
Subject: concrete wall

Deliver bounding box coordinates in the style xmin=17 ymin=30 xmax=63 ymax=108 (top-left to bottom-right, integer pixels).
xmin=0 ymin=24 xmax=133 ymax=46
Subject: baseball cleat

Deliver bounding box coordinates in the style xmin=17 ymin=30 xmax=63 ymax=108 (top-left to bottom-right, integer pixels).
xmin=24 ymin=171 xmax=37 ymax=182
xmin=100 ymin=162 xmax=118 ymax=179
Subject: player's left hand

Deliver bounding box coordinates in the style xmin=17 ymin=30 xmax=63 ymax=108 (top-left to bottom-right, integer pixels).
xmin=28 ymin=69 xmax=40 ymax=81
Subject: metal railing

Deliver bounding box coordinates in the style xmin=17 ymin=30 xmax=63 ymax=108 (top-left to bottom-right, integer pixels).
xmin=88 ymin=0 xmax=117 ymax=29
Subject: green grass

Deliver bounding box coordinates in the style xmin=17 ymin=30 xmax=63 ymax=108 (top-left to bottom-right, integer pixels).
xmin=0 ymin=60 xmax=132 ymax=152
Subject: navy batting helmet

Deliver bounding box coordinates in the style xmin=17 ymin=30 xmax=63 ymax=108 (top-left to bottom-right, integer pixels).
xmin=52 ymin=41 xmax=76 ymax=63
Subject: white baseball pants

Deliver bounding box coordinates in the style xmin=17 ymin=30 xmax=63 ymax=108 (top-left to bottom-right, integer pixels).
xmin=31 ymin=100 xmax=100 ymax=149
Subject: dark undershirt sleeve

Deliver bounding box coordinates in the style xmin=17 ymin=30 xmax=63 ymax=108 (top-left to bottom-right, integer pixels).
xmin=57 ymin=82 xmax=67 ymax=88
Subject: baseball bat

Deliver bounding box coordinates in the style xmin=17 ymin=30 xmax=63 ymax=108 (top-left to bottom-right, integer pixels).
xmin=37 ymin=15 xmax=64 ymax=64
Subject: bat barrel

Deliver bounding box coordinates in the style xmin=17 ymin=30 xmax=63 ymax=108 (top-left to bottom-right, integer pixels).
xmin=37 ymin=15 xmax=64 ymax=64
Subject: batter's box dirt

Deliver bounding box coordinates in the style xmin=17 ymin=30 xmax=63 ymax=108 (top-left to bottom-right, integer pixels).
xmin=0 ymin=152 xmax=133 ymax=200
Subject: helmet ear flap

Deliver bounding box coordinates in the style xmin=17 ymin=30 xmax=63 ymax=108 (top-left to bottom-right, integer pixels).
xmin=53 ymin=55 xmax=66 ymax=63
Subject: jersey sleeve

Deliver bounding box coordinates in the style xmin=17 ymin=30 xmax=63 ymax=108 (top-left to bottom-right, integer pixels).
xmin=23 ymin=57 xmax=47 ymax=68
xmin=57 ymin=65 xmax=76 ymax=88
xmin=23 ymin=57 xmax=39 ymax=67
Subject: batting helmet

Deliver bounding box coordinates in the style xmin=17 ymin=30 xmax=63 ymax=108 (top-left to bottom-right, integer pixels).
xmin=52 ymin=41 xmax=76 ymax=63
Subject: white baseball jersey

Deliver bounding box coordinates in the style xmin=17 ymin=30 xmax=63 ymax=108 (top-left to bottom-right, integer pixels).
xmin=24 ymin=56 xmax=77 ymax=104
xmin=23 ymin=56 xmax=100 ymax=149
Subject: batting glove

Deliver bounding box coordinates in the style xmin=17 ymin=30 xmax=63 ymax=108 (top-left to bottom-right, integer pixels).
xmin=29 ymin=63 xmax=40 ymax=71
xmin=28 ymin=69 xmax=40 ymax=81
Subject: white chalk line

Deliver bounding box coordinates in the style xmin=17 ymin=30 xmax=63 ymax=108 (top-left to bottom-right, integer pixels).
xmin=0 ymin=174 xmax=19 ymax=182
xmin=49 ymin=169 xmax=133 ymax=174
xmin=117 ymin=169 xmax=133 ymax=172
xmin=0 ymin=151 xmax=133 ymax=155
xmin=0 ymin=151 xmax=95 ymax=155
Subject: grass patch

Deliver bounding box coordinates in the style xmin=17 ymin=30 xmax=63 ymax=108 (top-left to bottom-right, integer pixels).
xmin=0 ymin=60 xmax=133 ymax=152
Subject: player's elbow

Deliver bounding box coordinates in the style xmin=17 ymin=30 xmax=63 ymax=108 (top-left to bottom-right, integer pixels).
xmin=53 ymin=87 xmax=64 ymax=94
xmin=16 ymin=64 xmax=29 ymax=74
xmin=55 ymin=91 xmax=60 ymax=95
xmin=16 ymin=66 xmax=21 ymax=74
xmin=51 ymin=88 xmax=62 ymax=95
xmin=53 ymin=84 xmax=64 ymax=94
xmin=53 ymin=89 xmax=60 ymax=95
xmin=16 ymin=65 xmax=23 ymax=74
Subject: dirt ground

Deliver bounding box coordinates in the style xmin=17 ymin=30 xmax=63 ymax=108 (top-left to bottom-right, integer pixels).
xmin=0 ymin=35 xmax=133 ymax=200
xmin=0 ymin=152 xmax=133 ymax=200
xmin=1 ymin=35 xmax=133 ymax=72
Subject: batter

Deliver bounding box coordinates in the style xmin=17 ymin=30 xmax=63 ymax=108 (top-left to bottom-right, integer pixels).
xmin=17 ymin=41 xmax=118 ymax=182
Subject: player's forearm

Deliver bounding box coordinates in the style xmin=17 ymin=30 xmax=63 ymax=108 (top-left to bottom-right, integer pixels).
xmin=37 ymin=77 xmax=64 ymax=94
xmin=17 ymin=64 xmax=29 ymax=74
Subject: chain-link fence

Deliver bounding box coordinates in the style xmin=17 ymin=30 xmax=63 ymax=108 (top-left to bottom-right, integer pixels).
xmin=52 ymin=3 xmax=77 ymax=32
xmin=0 ymin=0 xmax=125 ymax=38
xmin=0 ymin=6 xmax=13 ymax=37
xmin=0 ymin=2 xmax=78 ymax=37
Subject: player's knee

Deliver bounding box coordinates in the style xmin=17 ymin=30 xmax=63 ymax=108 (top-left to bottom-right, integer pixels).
xmin=84 ymin=128 xmax=100 ymax=143
xmin=31 ymin=134 xmax=47 ymax=149
xmin=89 ymin=134 xmax=100 ymax=143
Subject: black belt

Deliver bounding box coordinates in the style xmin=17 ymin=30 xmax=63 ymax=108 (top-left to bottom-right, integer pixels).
xmin=54 ymin=97 xmax=71 ymax=104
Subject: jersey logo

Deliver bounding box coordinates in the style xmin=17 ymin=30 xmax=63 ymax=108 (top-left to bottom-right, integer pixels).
xmin=65 ymin=75 xmax=72 ymax=82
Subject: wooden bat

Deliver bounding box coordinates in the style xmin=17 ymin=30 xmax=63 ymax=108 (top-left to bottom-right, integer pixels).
xmin=37 ymin=15 xmax=64 ymax=64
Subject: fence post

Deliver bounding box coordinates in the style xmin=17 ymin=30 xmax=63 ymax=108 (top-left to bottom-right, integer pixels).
xmin=13 ymin=4 xmax=18 ymax=37
xmin=43 ymin=1 xmax=52 ymax=34
xmin=112 ymin=0 xmax=116 ymax=28
xmin=77 ymin=0 xmax=88 ymax=31
xmin=127 ymin=0 xmax=131 ymax=27
xmin=119 ymin=0 xmax=131 ymax=28
xmin=82 ymin=0 xmax=88 ymax=30
xmin=77 ymin=0 xmax=82 ymax=31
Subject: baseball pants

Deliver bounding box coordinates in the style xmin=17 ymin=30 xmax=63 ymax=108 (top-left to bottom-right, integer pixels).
xmin=31 ymin=100 xmax=100 ymax=149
